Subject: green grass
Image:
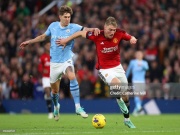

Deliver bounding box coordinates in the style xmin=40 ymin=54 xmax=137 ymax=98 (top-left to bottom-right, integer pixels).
xmin=0 ymin=114 xmax=180 ymax=135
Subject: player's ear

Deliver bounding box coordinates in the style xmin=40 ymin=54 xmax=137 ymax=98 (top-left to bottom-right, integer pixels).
xmin=59 ymin=15 xmax=61 ymax=20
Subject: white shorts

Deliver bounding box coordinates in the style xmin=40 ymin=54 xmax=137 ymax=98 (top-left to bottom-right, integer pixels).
xmin=50 ymin=59 xmax=74 ymax=83
xmin=98 ymin=64 xmax=128 ymax=85
xmin=42 ymin=77 xmax=51 ymax=88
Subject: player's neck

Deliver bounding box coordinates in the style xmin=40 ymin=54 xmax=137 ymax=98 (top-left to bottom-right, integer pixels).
xmin=104 ymin=34 xmax=110 ymax=39
xmin=137 ymin=59 xmax=142 ymax=61
xmin=45 ymin=51 xmax=49 ymax=54
xmin=60 ymin=22 xmax=68 ymax=28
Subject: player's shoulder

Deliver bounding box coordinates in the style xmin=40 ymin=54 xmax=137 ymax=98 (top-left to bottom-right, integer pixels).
xmin=94 ymin=30 xmax=104 ymax=37
xmin=130 ymin=59 xmax=136 ymax=63
xmin=49 ymin=21 xmax=59 ymax=26
xmin=116 ymin=28 xmax=126 ymax=33
xmin=41 ymin=53 xmax=49 ymax=58
xmin=142 ymin=59 xmax=148 ymax=63
xmin=87 ymin=30 xmax=103 ymax=37
xmin=69 ymin=23 xmax=82 ymax=28
xmin=100 ymin=30 xmax=104 ymax=35
xmin=50 ymin=21 xmax=57 ymax=25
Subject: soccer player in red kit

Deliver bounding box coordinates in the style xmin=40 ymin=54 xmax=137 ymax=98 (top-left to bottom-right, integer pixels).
xmin=56 ymin=17 xmax=137 ymax=128
xmin=38 ymin=42 xmax=53 ymax=119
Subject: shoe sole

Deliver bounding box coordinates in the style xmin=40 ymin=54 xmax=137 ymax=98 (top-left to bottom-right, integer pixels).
xmin=76 ymin=113 xmax=88 ymax=118
xmin=124 ymin=123 xmax=136 ymax=128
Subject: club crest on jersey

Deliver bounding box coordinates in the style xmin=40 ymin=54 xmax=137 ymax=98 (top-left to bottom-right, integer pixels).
xmin=113 ymin=38 xmax=118 ymax=43
xmin=66 ymin=29 xmax=70 ymax=33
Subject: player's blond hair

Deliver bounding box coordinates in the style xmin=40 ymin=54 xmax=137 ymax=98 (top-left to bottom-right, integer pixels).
xmin=59 ymin=5 xmax=73 ymax=15
xmin=105 ymin=17 xmax=117 ymax=27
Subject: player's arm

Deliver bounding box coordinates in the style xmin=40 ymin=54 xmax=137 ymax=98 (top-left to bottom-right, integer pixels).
xmin=20 ymin=34 xmax=48 ymax=49
xmin=56 ymin=31 xmax=87 ymax=46
xmin=83 ymin=27 xmax=100 ymax=36
xmin=126 ymin=61 xmax=133 ymax=78
xmin=130 ymin=36 xmax=137 ymax=45
xmin=121 ymin=31 xmax=137 ymax=45
xmin=143 ymin=61 xmax=149 ymax=71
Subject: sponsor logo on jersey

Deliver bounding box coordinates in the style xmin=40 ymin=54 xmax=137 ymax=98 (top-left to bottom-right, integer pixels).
xmin=51 ymin=35 xmax=69 ymax=40
xmin=101 ymin=45 xmax=118 ymax=53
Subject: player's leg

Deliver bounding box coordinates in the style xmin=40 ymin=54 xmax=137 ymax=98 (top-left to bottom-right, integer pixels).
xmin=50 ymin=63 xmax=63 ymax=121
xmin=98 ymin=68 xmax=129 ymax=115
xmin=118 ymin=73 xmax=136 ymax=128
xmin=99 ymin=66 xmax=135 ymax=128
xmin=133 ymin=96 xmax=142 ymax=115
xmin=42 ymin=77 xmax=53 ymax=119
xmin=50 ymin=80 xmax=60 ymax=121
xmin=133 ymin=83 xmax=145 ymax=115
xmin=44 ymin=87 xmax=53 ymax=119
xmin=64 ymin=60 xmax=88 ymax=118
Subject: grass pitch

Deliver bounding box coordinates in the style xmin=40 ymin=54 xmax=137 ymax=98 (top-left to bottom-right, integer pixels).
xmin=0 ymin=114 xmax=180 ymax=135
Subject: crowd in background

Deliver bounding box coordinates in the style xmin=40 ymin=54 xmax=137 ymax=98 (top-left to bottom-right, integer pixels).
xmin=0 ymin=0 xmax=180 ymax=101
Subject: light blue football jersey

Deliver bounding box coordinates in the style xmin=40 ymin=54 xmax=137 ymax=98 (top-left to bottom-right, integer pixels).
xmin=45 ymin=22 xmax=83 ymax=63
xmin=126 ymin=60 xmax=149 ymax=83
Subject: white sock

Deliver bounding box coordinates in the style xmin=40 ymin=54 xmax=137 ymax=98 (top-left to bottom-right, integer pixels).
xmin=75 ymin=104 xmax=80 ymax=109
xmin=124 ymin=118 xmax=130 ymax=121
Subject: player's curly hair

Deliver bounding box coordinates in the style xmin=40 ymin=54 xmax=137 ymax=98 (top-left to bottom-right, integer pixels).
xmin=59 ymin=5 xmax=73 ymax=15
xmin=105 ymin=17 xmax=117 ymax=27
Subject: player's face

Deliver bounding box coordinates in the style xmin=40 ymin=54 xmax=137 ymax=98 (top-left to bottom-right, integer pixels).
xmin=59 ymin=13 xmax=71 ymax=27
xmin=136 ymin=51 xmax=143 ymax=60
xmin=104 ymin=25 xmax=117 ymax=39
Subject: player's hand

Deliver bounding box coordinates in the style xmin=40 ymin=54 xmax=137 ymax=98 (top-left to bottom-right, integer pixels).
xmin=56 ymin=38 xmax=67 ymax=49
xmin=19 ymin=41 xmax=30 ymax=49
xmin=94 ymin=28 xmax=100 ymax=36
xmin=130 ymin=36 xmax=137 ymax=45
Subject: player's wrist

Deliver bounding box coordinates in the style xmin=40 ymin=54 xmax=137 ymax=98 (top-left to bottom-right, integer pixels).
xmin=28 ymin=40 xmax=31 ymax=44
xmin=94 ymin=28 xmax=98 ymax=31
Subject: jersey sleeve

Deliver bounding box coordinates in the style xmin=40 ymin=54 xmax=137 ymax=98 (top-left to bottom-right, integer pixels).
xmin=86 ymin=31 xmax=96 ymax=41
xmin=117 ymin=29 xmax=131 ymax=41
xmin=143 ymin=61 xmax=149 ymax=70
xmin=44 ymin=23 xmax=53 ymax=36
xmin=126 ymin=60 xmax=133 ymax=78
xmin=72 ymin=23 xmax=83 ymax=32
xmin=122 ymin=32 xmax=131 ymax=41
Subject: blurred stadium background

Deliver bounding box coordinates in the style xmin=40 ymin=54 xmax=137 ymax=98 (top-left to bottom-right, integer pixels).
xmin=0 ymin=0 xmax=180 ymax=115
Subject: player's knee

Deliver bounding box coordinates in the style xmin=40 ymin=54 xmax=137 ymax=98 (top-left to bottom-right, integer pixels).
xmin=68 ymin=73 xmax=76 ymax=80
xmin=121 ymin=95 xmax=129 ymax=102
xmin=51 ymin=89 xmax=59 ymax=94
xmin=111 ymin=77 xmax=120 ymax=84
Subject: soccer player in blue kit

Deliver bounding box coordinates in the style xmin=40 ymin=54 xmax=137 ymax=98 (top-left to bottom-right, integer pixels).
xmin=20 ymin=5 xmax=100 ymax=121
xmin=126 ymin=51 xmax=149 ymax=115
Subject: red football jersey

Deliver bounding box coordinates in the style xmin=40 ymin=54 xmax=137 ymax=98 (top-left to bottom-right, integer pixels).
xmin=38 ymin=53 xmax=50 ymax=77
xmin=86 ymin=29 xmax=131 ymax=69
